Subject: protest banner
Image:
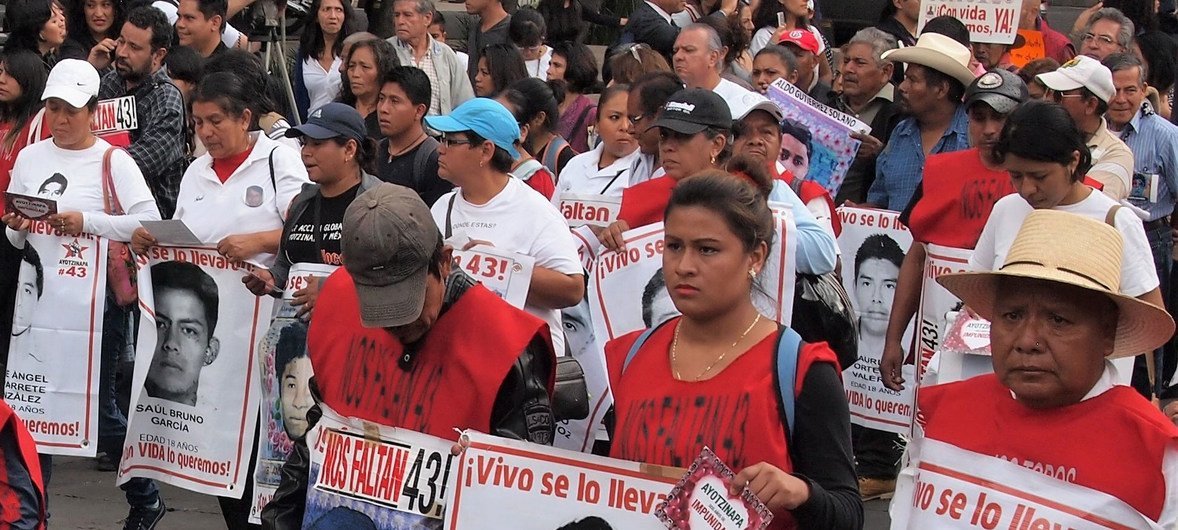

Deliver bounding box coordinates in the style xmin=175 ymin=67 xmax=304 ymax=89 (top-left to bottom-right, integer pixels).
xmin=555 ymin=298 xmax=611 ymax=453
xmin=301 ymin=404 xmax=456 ymax=529
xmin=452 ymin=246 xmax=535 ymax=309
xmin=892 ymin=438 xmax=1163 ymax=529
xmin=914 ymin=244 xmax=972 ymax=382
xmin=1010 ymin=29 xmax=1046 ymax=68
xmin=835 ymin=207 xmax=917 ymax=433
xmin=119 ymin=246 xmax=273 ymax=497
xmin=249 ymin=263 xmax=338 ymax=523
xmin=446 ymin=431 xmax=678 ymax=529
xmin=5 ymin=223 xmax=108 ymax=456
xmin=918 ymin=0 xmax=1019 ymax=45
xmin=765 ymin=78 xmax=867 ymax=196
xmin=657 ymin=447 xmax=773 ymax=530
xmin=559 ymin=193 xmax=622 ymax=228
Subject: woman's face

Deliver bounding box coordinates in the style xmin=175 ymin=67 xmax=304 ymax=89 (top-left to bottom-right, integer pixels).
xmin=1004 ymin=152 xmax=1079 ymax=210
xmin=192 ymin=100 xmax=252 ymax=159
xmin=597 ymin=92 xmax=637 ymax=159
xmin=663 ymin=205 xmax=765 ymax=321
xmin=779 ymin=0 xmax=808 ymax=19
xmin=547 ymin=53 xmax=567 ymax=81
xmin=437 ymin=132 xmax=486 ymax=183
xmin=659 ymin=128 xmax=721 ymax=180
xmin=301 ymin=137 xmax=354 ymax=184
xmin=45 ymin=98 xmax=94 ymax=149
xmin=739 ymin=7 xmax=754 ymax=35
xmin=346 ymin=46 xmax=379 ymax=100
xmin=279 ymin=356 xmax=314 ymax=439
xmin=42 ymin=3 xmax=69 ymax=49
xmin=317 ymin=0 xmax=345 ymax=37
xmin=84 ymin=0 xmax=116 ymax=35
xmin=0 ymin=62 xmax=22 ymax=103
xmin=751 ymin=53 xmax=790 ymax=94
xmin=474 ymin=57 xmax=494 ymax=97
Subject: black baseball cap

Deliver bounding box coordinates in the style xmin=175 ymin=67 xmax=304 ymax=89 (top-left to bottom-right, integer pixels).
xmin=965 ymin=70 xmax=1029 ymax=115
xmin=652 ymin=88 xmax=733 ymax=135
xmin=285 ymin=102 xmax=368 ymax=142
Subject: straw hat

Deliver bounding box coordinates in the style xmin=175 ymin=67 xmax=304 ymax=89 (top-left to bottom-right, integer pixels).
xmin=881 ymin=33 xmax=977 ymax=87
xmin=937 ymin=210 xmax=1175 ymax=359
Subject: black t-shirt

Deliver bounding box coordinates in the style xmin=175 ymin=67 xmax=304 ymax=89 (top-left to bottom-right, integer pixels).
xmin=284 ymin=184 xmax=360 ymax=266
xmin=376 ymin=138 xmax=453 ymax=207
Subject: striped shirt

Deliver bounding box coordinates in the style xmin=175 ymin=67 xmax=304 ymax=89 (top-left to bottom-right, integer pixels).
xmin=867 ymin=105 xmax=970 ymax=211
xmin=1117 ymin=103 xmax=1178 ymax=221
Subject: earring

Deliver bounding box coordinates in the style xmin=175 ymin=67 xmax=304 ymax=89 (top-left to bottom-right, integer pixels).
xmin=748 ymin=268 xmax=756 ymax=280
xmin=711 ymin=155 xmax=717 ymax=165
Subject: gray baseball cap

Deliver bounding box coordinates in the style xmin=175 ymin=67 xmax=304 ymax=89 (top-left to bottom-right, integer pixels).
xmin=342 ymin=184 xmax=441 ymax=328
xmin=965 ymin=69 xmax=1029 ymax=115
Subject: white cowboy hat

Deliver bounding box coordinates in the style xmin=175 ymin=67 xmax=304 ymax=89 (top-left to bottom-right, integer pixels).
xmin=881 ymin=32 xmax=977 ymax=87
xmin=937 ymin=209 xmax=1175 ymax=359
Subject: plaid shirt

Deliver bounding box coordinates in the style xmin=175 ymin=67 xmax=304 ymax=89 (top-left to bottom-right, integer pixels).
xmin=99 ymin=67 xmax=187 ymax=218
xmin=867 ymin=105 xmax=970 ymax=211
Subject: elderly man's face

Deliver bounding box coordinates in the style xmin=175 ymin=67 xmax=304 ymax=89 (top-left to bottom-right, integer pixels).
xmin=1080 ymin=19 xmax=1124 ymax=60
xmin=990 ymin=278 xmax=1116 ymax=410
xmin=673 ymin=27 xmax=720 ymax=88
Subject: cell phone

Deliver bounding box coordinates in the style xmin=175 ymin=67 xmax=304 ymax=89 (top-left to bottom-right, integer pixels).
xmin=777 ymin=12 xmax=785 ymax=26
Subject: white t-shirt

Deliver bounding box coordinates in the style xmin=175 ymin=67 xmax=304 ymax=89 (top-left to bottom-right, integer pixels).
xmin=525 ymin=48 xmax=553 ymax=80
xmin=6 ymin=138 xmax=161 ymax=243
xmin=750 ymin=24 xmax=826 ymax=84
xmin=431 ymin=178 xmax=584 ymax=355
xmin=174 ymin=132 xmax=309 ymax=266
xmin=554 ymin=144 xmax=641 ymax=204
xmin=302 ymin=56 xmax=343 ymax=113
xmin=970 ymin=192 xmax=1160 ymax=297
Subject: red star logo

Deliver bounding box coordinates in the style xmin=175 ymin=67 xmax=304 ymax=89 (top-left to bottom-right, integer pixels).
xmin=62 ymin=239 xmax=89 ymax=259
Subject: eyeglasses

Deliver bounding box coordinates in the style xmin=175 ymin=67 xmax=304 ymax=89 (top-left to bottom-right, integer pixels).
xmin=1081 ymin=32 xmax=1117 ymax=46
xmin=440 ymin=135 xmax=477 ymax=148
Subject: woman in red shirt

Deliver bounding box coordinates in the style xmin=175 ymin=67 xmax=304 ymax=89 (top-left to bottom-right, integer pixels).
xmin=0 ymin=50 xmax=50 ymax=214
xmin=606 ymin=172 xmax=862 ymax=529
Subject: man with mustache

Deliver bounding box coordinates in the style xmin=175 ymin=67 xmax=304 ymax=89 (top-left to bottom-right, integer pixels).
xmin=96 ymin=5 xmax=186 ymax=219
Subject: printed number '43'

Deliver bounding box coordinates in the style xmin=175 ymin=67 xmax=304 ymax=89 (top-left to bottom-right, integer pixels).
xmin=401 ymin=448 xmax=454 ymax=518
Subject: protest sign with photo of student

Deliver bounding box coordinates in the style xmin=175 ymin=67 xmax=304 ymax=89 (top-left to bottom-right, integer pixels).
xmin=835 ymin=207 xmax=917 ymax=434
xmin=765 ymin=79 xmax=868 ymax=196
xmin=249 ymin=263 xmax=338 ymax=523
xmin=302 ymin=404 xmax=456 ymax=530
xmin=119 ymin=246 xmax=273 ymax=497
xmin=5 ymin=224 xmax=108 ymax=456
xmin=445 ymin=431 xmax=678 ymax=529
xmin=914 ymin=244 xmax=973 ymax=382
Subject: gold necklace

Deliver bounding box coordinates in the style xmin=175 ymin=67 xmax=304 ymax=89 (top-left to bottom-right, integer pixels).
xmin=671 ymin=313 xmax=762 ymax=381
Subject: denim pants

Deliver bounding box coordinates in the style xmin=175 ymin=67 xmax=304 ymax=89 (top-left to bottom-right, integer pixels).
xmin=1133 ymin=220 xmax=1174 ymax=397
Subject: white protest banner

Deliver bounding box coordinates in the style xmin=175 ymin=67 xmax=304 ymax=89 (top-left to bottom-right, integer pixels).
xmin=914 ymin=244 xmax=972 ymax=382
xmin=835 ymin=207 xmax=917 ymax=433
xmin=446 ymin=431 xmax=677 ymax=529
xmin=756 ymin=204 xmax=797 ymax=325
xmin=91 ymin=95 xmax=138 ymax=134
xmin=571 ymin=225 xmax=601 ymax=272
xmin=766 ymin=78 xmax=866 ymax=196
xmin=302 ymin=404 xmax=456 ymax=529
xmin=452 ymin=246 xmax=535 ymax=309
xmin=249 ymin=263 xmax=338 ymax=523
xmin=892 ymin=438 xmax=1162 ymax=529
xmin=119 ymin=246 xmax=273 ymax=497
xmin=556 ymin=297 xmax=611 ymax=453
xmin=560 ymin=193 xmax=622 ymax=228
xmin=918 ymin=0 xmax=1019 ymax=45
xmin=5 ymin=224 xmax=108 ymax=456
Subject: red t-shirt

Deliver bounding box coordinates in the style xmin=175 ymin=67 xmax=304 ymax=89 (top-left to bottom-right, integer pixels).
xmin=525 ymin=166 xmax=556 ymax=200
xmin=617 ymin=176 xmax=677 ymax=227
xmin=0 ymin=116 xmax=50 ymax=215
xmin=907 ymin=149 xmax=1013 ymax=248
xmin=212 ymin=145 xmax=255 ymax=183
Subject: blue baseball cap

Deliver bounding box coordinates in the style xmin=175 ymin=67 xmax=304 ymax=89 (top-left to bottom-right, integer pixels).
xmin=285 ymin=102 xmax=367 ymax=142
xmin=424 ymin=98 xmax=521 ymax=159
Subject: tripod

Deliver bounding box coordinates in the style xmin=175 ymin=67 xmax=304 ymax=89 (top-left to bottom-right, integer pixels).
xmin=255 ymin=2 xmax=302 ymax=125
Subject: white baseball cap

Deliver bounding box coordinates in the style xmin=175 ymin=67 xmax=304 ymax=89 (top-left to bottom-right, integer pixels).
xmin=42 ymin=59 xmax=101 ymax=108
xmin=1035 ymin=56 xmax=1115 ymax=103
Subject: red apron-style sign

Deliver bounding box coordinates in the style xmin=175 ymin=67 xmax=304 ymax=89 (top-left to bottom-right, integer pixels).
xmin=907 ymin=149 xmax=1013 ymax=250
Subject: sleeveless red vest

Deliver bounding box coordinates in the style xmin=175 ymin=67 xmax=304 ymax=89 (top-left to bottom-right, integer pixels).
xmin=774 ymin=167 xmax=842 ymax=236
xmin=920 ymin=374 xmax=1178 ymax=521
xmin=617 ymin=176 xmax=676 ymax=227
xmin=605 ymin=321 xmax=841 ymax=530
xmin=0 ymin=401 xmax=44 ymax=529
xmin=907 ymin=149 xmax=1013 ymax=248
xmin=307 ymin=269 xmax=553 ymax=441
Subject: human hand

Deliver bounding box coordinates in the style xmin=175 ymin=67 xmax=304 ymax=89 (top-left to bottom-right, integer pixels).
xmin=596 ymin=220 xmax=630 ymax=251
xmin=291 ymin=277 xmax=322 ymax=317
xmin=879 ymin=339 xmax=907 ymax=391
xmin=1072 ymin=2 xmax=1103 ymax=35
xmin=243 ymin=268 xmax=277 ymax=296
xmin=2 ymin=212 xmax=31 ymax=232
xmin=731 ymin=462 xmax=811 ymax=513
xmin=88 ymin=38 xmax=118 ymax=70
xmin=216 ymin=234 xmax=258 ymax=264
xmin=852 ymin=132 xmax=883 ymax=160
xmin=47 ymin=211 xmax=84 ymax=236
xmin=131 ymin=227 xmax=158 ymax=255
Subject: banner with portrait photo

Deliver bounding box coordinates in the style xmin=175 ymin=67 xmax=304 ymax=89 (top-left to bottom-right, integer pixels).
xmin=5 ymin=224 xmax=108 ymax=456
xmin=765 ymin=79 xmax=868 ymax=196
xmin=914 ymin=244 xmax=973 ymax=382
xmin=119 ymin=246 xmax=273 ymax=497
xmin=555 ymin=296 xmax=610 ymax=453
xmin=302 ymin=404 xmax=457 ymax=530
xmin=248 ymin=262 xmax=339 ymax=523
xmin=445 ymin=431 xmax=677 ymax=529
xmin=835 ymin=207 xmax=917 ymax=434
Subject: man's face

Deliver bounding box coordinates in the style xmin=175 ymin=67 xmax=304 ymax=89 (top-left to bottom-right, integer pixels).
xmin=779 ymin=131 xmax=810 ymax=178
xmin=673 ymin=28 xmax=719 ymax=88
xmin=147 ymin=287 xmax=218 ymax=401
xmin=115 ymin=22 xmax=160 ymax=84
xmin=898 ymin=64 xmax=937 ymax=115
xmin=896 ymin=0 xmax=920 ymax=22
xmin=279 ymin=356 xmax=314 ymax=439
xmin=1108 ymin=67 xmax=1146 ymax=127
xmin=464 ymin=0 xmax=490 ymax=15
xmin=840 ymin=43 xmax=889 ymax=100
xmin=627 ymin=90 xmax=660 ymax=155
xmin=176 ymin=0 xmax=220 ymax=50
xmin=394 ymin=0 xmax=430 ymax=43
xmin=378 ymin=81 xmax=423 ymax=137
xmin=12 ymin=261 xmax=38 ymax=337
xmin=783 ymin=44 xmax=816 ymax=90
xmin=855 ymin=257 xmax=899 ymax=337
xmin=1080 ymin=19 xmax=1124 ymax=60
xmin=428 ymin=22 xmax=446 ymax=42
xmin=971 ymin=42 xmax=1009 ymax=69
xmin=733 ymin=110 xmax=781 ymax=167
xmin=1050 ymin=88 xmax=1093 ymax=123
xmin=967 ymin=102 xmax=1007 ymax=152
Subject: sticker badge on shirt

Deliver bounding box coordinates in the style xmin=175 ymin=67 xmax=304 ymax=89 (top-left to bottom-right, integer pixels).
xmin=244 ymin=185 xmax=265 ymax=208
xmin=1130 ymin=172 xmax=1160 ymax=203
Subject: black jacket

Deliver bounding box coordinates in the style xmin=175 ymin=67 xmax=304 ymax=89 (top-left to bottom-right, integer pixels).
xmin=621 ymin=3 xmax=727 ymax=61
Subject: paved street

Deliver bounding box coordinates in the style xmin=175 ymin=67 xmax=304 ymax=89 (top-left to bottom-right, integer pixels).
xmin=47 ymin=456 xmax=892 ymax=528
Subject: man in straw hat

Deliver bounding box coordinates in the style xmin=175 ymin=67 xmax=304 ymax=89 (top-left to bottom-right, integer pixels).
xmin=865 ymin=32 xmax=977 ymax=211
xmin=890 ymin=209 xmax=1178 ymax=528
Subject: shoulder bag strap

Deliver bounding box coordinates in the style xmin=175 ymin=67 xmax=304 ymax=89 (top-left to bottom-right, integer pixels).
xmin=102 ymin=146 xmax=124 ymax=215
xmin=413 ymin=137 xmax=440 ymax=188
xmin=444 ymin=193 xmax=457 ymax=240
xmin=621 ymin=320 xmax=673 ymax=374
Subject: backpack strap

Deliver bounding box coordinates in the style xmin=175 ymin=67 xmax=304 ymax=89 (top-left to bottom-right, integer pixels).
xmin=773 ymin=325 xmax=805 ymax=442
xmin=620 ymin=320 xmax=673 ymax=375
xmin=444 ymin=193 xmax=457 ymax=240
xmin=541 ymin=136 xmax=571 ymax=177
xmin=413 ymin=136 xmax=440 ymax=189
